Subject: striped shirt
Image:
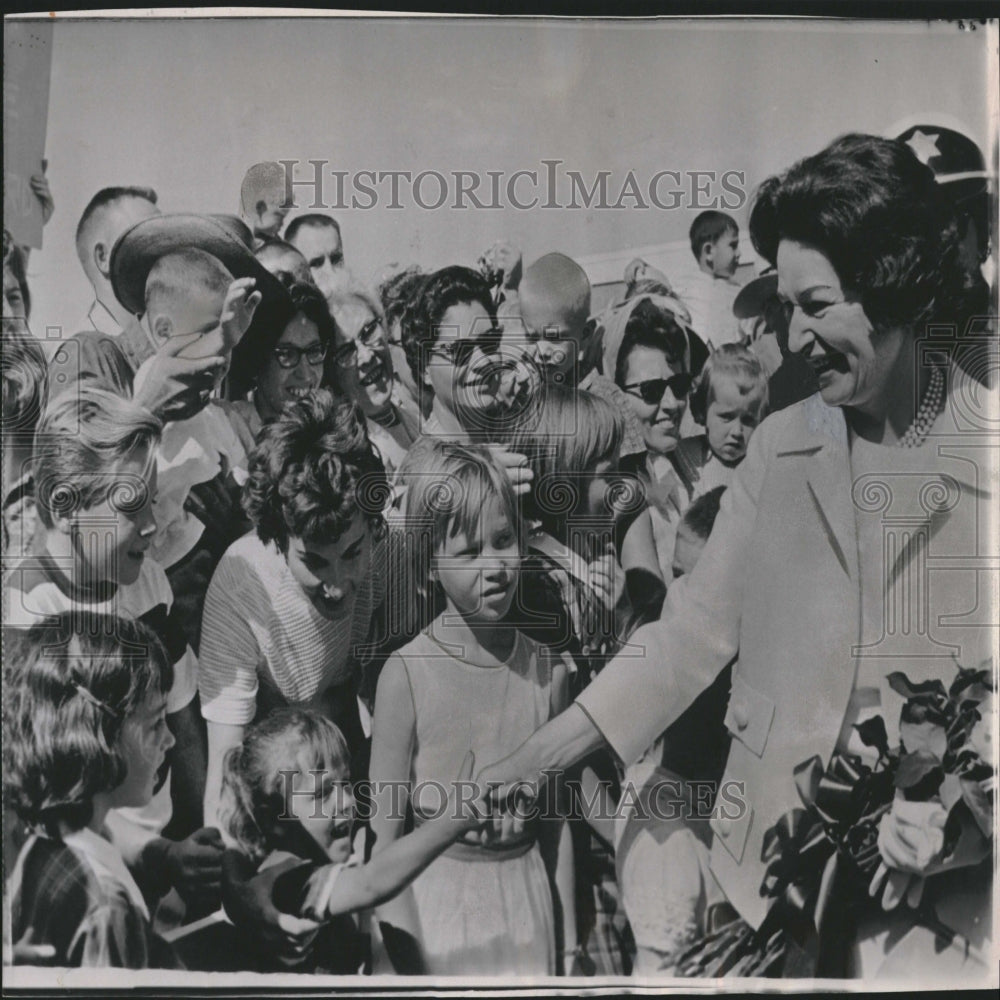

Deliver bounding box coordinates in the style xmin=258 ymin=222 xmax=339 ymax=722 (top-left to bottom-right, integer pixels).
xmin=3 ymin=553 xmax=198 ymax=834
xmin=198 ymin=532 xmax=384 ymax=727
xmin=3 ymin=552 xmax=197 ymax=714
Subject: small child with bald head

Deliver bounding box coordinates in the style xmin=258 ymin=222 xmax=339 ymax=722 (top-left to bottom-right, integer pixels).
xmin=240 ymin=162 xmax=294 ymax=245
xmin=518 ymin=252 xmax=645 ymax=456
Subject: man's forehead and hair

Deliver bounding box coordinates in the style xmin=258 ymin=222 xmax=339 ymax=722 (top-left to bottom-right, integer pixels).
xmin=285 ymin=213 xmax=343 ymax=246
xmin=75 ymin=186 xmax=160 ymax=262
xmin=256 ymin=239 xmax=313 ymax=287
xmin=144 ymin=248 xmax=233 ymax=320
xmin=240 ymin=161 xmax=293 ymax=216
xmin=519 ymin=252 xmax=592 ymax=337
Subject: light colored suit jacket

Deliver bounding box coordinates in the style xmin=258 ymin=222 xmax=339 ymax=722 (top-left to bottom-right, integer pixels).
xmin=577 ymin=363 xmax=996 ymax=929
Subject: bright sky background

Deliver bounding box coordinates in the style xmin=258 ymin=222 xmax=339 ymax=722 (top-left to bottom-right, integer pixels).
xmin=14 ymin=14 xmax=996 ymax=339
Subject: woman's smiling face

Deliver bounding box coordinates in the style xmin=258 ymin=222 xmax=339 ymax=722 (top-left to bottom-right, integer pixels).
xmin=776 ymin=240 xmax=907 ymax=414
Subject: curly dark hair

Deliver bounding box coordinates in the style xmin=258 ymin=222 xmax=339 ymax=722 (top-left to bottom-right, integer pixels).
xmin=227 ymin=281 xmax=339 ymax=401
xmin=3 ymin=614 xmax=172 ymax=836
xmin=2 ymin=326 xmax=48 ymax=434
xmin=4 ymin=230 xmax=32 ymax=320
xmin=377 ymin=266 xmax=424 ymax=332
xmin=242 ymin=388 xmax=388 ymax=553
xmin=613 ymin=298 xmax=690 ymax=389
xmin=400 ymin=265 xmax=496 ymax=385
xmin=749 ymin=132 xmax=988 ymax=336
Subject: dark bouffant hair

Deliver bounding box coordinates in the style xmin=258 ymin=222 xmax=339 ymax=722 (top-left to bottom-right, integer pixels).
xmin=613 ymin=298 xmax=690 ymax=389
xmin=749 ymin=132 xmax=988 ymax=336
xmin=3 ymin=614 xmax=172 ymax=836
xmin=400 ymin=266 xmax=496 ymax=384
xmin=242 ymin=388 xmax=388 ymax=553
xmin=228 ymin=280 xmax=339 ymax=400
xmin=377 ymin=266 xmax=424 ymax=334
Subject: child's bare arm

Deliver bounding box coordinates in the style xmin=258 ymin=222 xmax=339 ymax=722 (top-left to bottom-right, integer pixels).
xmin=167 ymin=697 xmax=207 ymax=834
xmin=302 ymin=753 xmax=481 ymax=919
xmin=368 ymin=654 xmax=423 ymax=969
xmin=538 ymin=653 xmax=578 ymax=967
xmin=203 ymin=720 xmax=246 ymax=832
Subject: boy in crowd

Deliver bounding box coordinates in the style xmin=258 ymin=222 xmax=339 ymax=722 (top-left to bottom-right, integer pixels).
xmin=52 ymin=214 xmax=270 ymax=423
xmin=3 ymin=385 xmax=223 ymax=915
xmin=517 ymin=252 xmax=645 ymax=457
xmin=74 ymin=186 xmax=161 ymax=336
xmin=285 ymin=213 xmax=348 ymax=306
xmin=239 ymin=162 xmax=295 ymax=246
xmin=136 ymin=247 xmax=262 ymax=651
xmin=674 ymin=211 xmax=743 ymax=349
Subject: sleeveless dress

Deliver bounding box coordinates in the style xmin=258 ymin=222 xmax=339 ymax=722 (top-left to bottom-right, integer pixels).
xmin=398 ymin=628 xmax=558 ymax=975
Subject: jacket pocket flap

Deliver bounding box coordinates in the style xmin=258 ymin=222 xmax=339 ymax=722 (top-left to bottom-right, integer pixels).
xmin=724 ymin=673 xmax=775 ymax=759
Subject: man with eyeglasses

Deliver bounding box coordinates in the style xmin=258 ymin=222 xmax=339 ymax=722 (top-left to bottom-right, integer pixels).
xmin=327 ymin=286 xmax=420 ymax=480
xmin=518 ymin=253 xmax=646 ymax=457
xmin=285 ymin=213 xmax=348 ymax=307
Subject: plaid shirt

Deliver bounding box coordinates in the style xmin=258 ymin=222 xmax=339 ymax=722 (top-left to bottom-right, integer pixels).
xmin=8 ymin=833 xmax=179 ymax=969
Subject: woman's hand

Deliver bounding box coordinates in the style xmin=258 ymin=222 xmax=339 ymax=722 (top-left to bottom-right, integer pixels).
xmin=869 ymin=797 xmax=991 ymax=910
xmin=447 ymin=751 xmax=489 ymax=834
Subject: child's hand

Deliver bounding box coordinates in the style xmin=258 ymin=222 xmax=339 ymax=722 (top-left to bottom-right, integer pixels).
xmin=164 ymin=827 xmax=225 ymax=910
xmin=220 ymin=277 xmax=262 ymax=350
xmin=486 ymin=444 xmax=534 ymax=497
xmin=586 ymin=547 xmax=617 ymax=612
xmin=480 ymin=240 xmax=523 ymax=290
xmin=133 ymin=330 xmax=225 ymax=422
xmin=31 ymin=162 xmax=54 ymax=225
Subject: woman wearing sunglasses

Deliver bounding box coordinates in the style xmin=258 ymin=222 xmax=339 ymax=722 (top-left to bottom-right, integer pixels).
xmin=327 ymin=285 xmax=419 ymax=480
xmin=612 ymin=297 xmax=698 ymax=583
xmin=224 ymin=281 xmax=335 ymax=451
xmin=400 ymin=265 xmax=505 ymax=441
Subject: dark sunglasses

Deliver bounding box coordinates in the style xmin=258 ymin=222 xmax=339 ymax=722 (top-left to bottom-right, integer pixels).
xmin=273 ymin=342 xmax=328 ymax=369
xmin=622 ymin=373 xmax=694 ymax=405
xmin=430 ymin=328 xmax=503 ymax=366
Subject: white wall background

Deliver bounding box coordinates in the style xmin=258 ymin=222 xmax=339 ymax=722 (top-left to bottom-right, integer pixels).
xmin=16 ymin=14 xmax=995 ymax=341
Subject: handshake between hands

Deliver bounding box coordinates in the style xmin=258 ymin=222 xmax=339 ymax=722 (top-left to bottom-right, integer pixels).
xmin=437 ymin=750 xmax=550 ymax=846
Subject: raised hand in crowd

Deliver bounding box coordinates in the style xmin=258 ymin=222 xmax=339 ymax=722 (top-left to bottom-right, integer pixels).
xmin=32 ymin=161 xmax=55 ymax=226
xmin=132 ymin=329 xmax=225 ymax=422
xmin=219 ymin=276 xmax=262 ymax=350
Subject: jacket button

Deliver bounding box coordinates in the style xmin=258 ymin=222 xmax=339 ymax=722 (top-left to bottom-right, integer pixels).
xmin=731 ymin=700 xmax=750 ymax=731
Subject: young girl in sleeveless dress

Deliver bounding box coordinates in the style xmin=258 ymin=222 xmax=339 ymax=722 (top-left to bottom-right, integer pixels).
xmin=369 ymin=440 xmax=575 ymax=975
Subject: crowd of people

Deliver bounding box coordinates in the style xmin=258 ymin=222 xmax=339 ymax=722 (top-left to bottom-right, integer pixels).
xmin=1 ymin=124 xmax=996 ymax=982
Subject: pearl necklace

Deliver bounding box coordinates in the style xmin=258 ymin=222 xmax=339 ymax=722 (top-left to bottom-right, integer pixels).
xmin=898 ymin=364 xmax=945 ymax=449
